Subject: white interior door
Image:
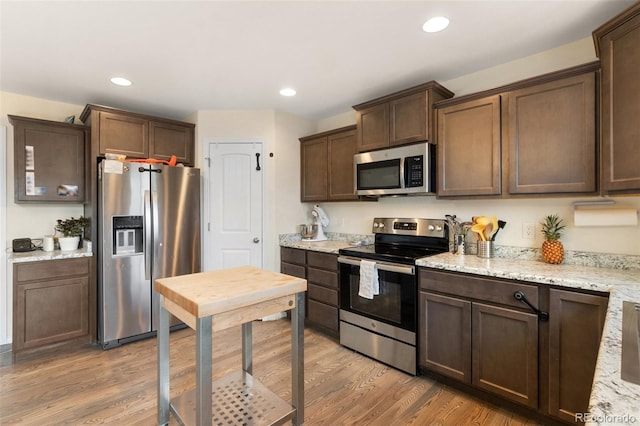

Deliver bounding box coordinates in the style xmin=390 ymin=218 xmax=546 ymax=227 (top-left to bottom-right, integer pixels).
xmin=205 ymin=142 xmax=263 ymax=270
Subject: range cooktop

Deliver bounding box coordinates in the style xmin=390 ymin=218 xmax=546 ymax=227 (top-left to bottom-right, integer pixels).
xmin=339 ymin=218 xmax=449 ymax=265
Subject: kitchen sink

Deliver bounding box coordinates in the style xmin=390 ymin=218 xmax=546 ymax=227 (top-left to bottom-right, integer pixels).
xmin=621 ymin=301 xmax=640 ymax=385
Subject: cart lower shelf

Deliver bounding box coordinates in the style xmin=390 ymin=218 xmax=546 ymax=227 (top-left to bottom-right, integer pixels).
xmin=170 ymin=370 xmax=295 ymax=426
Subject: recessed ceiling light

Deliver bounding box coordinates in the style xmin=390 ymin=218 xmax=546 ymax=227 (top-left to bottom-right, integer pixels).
xmin=110 ymin=77 xmax=132 ymax=87
xmin=280 ymin=88 xmax=296 ymax=97
xmin=423 ymin=16 xmax=449 ymax=33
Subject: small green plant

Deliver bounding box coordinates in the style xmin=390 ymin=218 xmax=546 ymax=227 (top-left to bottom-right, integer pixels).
xmin=55 ymin=216 xmax=90 ymax=237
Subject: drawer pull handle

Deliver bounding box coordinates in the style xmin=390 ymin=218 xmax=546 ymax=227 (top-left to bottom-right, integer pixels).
xmin=514 ymin=291 xmax=549 ymax=321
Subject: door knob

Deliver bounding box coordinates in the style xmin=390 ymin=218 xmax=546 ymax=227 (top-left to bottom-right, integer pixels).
xmin=253 ymin=237 xmax=260 ymax=243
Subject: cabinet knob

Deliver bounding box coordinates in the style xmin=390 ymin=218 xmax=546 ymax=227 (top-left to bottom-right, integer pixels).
xmin=253 ymin=237 xmax=260 ymax=243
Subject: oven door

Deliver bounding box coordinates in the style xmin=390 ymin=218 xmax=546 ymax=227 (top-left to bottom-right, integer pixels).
xmin=338 ymin=256 xmax=417 ymax=332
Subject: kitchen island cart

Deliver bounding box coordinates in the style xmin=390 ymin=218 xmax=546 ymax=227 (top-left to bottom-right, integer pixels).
xmin=155 ymin=266 xmax=306 ymax=425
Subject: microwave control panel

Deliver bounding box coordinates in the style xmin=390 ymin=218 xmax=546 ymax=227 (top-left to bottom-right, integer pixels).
xmin=405 ymin=155 xmax=423 ymax=188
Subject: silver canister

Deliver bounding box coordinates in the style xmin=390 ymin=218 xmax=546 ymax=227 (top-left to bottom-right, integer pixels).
xmin=477 ymin=241 xmax=495 ymax=258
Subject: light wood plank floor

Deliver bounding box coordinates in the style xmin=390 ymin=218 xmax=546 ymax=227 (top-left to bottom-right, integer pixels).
xmin=0 ymin=319 xmax=544 ymax=425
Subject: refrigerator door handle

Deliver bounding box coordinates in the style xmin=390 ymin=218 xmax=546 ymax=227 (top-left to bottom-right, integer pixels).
xmin=144 ymin=190 xmax=152 ymax=280
xmin=151 ymin=190 xmax=159 ymax=277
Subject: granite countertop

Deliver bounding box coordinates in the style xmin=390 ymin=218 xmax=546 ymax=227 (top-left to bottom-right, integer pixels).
xmin=279 ymin=239 xmax=355 ymax=253
xmin=279 ymin=232 xmax=372 ymax=254
xmin=7 ymin=249 xmax=93 ymax=263
xmin=417 ymin=253 xmax=640 ymax=426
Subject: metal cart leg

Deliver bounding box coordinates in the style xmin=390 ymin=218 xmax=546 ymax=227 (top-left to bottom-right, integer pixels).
xmin=157 ymin=295 xmax=170 ymax=426
xmin=292 ymin=291 xmax=305 ymax=425
xmin=195 ymin=316 xmax=213 ymax=426
xmin=242 ymin=322 xmax=253 ymax=374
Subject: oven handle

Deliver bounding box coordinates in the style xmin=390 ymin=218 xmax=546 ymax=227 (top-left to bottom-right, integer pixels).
xmin=338 ymin=256 xmax=415 ymax=275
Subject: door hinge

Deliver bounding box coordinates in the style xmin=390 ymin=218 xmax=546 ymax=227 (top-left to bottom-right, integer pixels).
xmin=204 ymin=157 xmax=211 ymax=168
xmin=208 ymin=223 xmax=210 ymax=231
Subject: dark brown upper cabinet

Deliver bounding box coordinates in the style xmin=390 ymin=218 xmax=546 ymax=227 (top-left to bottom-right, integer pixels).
xmin=9 ymin=115 xmax=89 ymax=203
xmin=80 ymin=104 xmax=195 ymax=166
xmin=353 ymin=81 xmax=454 ymax=152
xmin=508 ymin=71 xmax=597 ymax=195
xmin=300 ymin=125 xmax=359 ymax=202
xmin=436 ymin=95 xmax=502 ymax=197
xmin=435 ymin=62 xmax=599 ymax=198
xmin=593 ymin=2 xmax=640 ymax=194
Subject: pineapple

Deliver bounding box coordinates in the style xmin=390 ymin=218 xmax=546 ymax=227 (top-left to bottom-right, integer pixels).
xmin=541 ymin=214 xmax=566 ymax=264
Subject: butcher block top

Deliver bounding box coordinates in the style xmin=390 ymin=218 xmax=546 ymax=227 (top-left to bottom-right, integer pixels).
xmin=154 ymin=266 xmax=307 ymax=319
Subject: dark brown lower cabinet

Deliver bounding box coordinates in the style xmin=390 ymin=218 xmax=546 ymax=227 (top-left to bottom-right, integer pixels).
xmin=472 ymin=302 xmax=538 ymax=409
xmin=306 ymin=251 xmax=339 ymax=335
xmin=280 ymin=247 xmax=339 ymax=336
xmin=419 ymin=292 xmax=471 ymax=383
xmin=548 ymin=289 xmax=608 ymax=422
xmin=419 ymin=268 xmax=610 ymax=424
xmin=13 ymin=257 xmax=91 ymax=360
xmin=419 ymin=289 xmax=538 ymax=409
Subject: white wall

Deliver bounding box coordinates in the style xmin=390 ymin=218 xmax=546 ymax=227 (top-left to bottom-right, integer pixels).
xmin=194 ymin=109 xmax=315 ymax=273
xmin=0 ymin=93 xmax=88 ymax=345
xmin=274 ymin=111 xmax=317 ymax=236
xmin=0 ymin=92 xmax=86 ymax=243
xmin=310 ymin=36 xmax=640 ymax=256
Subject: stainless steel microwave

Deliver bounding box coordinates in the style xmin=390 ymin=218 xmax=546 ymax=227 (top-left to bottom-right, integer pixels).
xmin=354 ymin=142 xmax=435 ymax=196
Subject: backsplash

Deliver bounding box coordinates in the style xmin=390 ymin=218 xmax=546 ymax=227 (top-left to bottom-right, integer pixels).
xmin=280 ymin=233 xmax=640 ymax=270
xmin=495 ymin=246 xmax=640 ymax=270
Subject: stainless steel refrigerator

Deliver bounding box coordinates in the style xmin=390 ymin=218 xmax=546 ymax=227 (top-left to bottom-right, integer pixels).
xmin=98 ymin=160 xmax=201 ymax=348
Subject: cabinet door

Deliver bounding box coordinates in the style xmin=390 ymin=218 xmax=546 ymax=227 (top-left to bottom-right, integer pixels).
xmin=300 ymin=136 xmax=328 ymax=201
xmin=98 ymin=111 xmax=148 ymax=158
xmin=14 ymin=277 xmax=89 ymax=351
xmin=436 ymin=95 xmax=502 ymax=196
xmin=10 ymin=116 xmax=88 ymax=203
xmin=548 ymin=289 xmax=607 ymax=422
xmin=356 ymin=103 xmax=389 ymax=152
xmin=149 ymin=120 xmax=194 ymax=165
xmin=508 ymin=73 xmax=596 ymax=194
xmin=598 ymin=7 xmax=640 ymax=193
xmin=472 ymin=302 xmax=538 ymax=408
xmin=327 ymin=129 xmax=358 ymax=200
xmin=419 ymin=292 xmax=471 ymax=383
xmin=12 ymin=258 xmax=91 ymax=357
xmin=390 ymin=91 xmax=428 ymax=146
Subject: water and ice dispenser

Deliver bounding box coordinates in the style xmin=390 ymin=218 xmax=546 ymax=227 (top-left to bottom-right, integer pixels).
xmin=113 ymin=216 xmax=143 ymax=255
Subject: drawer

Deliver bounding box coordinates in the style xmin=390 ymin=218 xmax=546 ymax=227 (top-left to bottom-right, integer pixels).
xmin=419 ymin=269 xmax=538 ymax=310
xmin=307 ymin=267 xmax=338 ymax=289
xmin=308 ymin=300 xmax=339 ymax=332
xmin=308 ymin=283 xmax=338 ymax=306
xmin=281 ymin=262 xmax=306 ymax=279
xmin=14 ymin=257 xmax=90 ymax=283
xmin=281 ymin=247 xmax=306 ymax=266
xmin=307 ymin=251 xmax=338 ymax=271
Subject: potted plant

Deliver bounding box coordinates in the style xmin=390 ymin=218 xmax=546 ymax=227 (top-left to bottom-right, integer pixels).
xmin=55 ymin=216 xmax=90 ymax=251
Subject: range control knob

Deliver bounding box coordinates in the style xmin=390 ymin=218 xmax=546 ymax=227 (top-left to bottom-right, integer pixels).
xmin=378 ymin=223 xmax=385 ymax=229
xmin=373 ymin=222 xmax=379 ymax=228
xmin=428 ymin=225 xmax=435 ymax=231
xmin=436 ymin=225 xmax=443 ymax=231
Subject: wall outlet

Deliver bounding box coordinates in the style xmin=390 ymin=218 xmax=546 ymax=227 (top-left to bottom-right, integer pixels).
xmin=522 ymin=222 xmax=536 ymax=239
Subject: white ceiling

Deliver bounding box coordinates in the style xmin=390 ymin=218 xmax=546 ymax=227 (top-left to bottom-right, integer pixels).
xmin=0 ymin=0 xmax=634 ymax=122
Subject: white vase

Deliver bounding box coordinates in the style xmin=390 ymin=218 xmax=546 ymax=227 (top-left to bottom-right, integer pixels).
xmin=58 ymin=236 xmax=80 ymax=251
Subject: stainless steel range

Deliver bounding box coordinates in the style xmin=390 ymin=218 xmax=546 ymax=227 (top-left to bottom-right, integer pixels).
xmin=338 ymin=218 xmax=448 ymax=375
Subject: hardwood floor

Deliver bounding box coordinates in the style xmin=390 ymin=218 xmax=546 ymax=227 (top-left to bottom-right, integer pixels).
xmin=0 ymin=319 xmax=544 ymax=425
